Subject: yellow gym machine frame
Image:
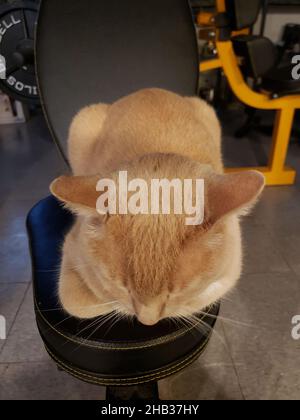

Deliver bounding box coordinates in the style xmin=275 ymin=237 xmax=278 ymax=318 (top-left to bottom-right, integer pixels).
xmin=199 ymin=0 xmax=300 ymax=185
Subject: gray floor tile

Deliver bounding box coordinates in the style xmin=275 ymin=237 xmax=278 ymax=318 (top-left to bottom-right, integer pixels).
xmin=0 ymin=199 xmax=37 ymax=233
xmin=223 ymin=134 xmax=261 ymax=168
xmin=0 ymin=363 xmax=7 ymax=370
xmin=0 ymin=364 xmax=8 ymax=376
xmin=222 ymin=109 xmax=274 ymax=168
xmin=0 ymin=283 xmax=28 ymax=353
xmin=4 ymin=150 xmax=67 ymax=201
xmin=223 ymin=349 xmax=300 ymax=400
xmin=0 ymin=115 xmax=67 ymax=200
xmin=267 ymin=224 xmax=300 ymax=277
xmin=277 ymin=239 xmax=300 ymax=277
xmin=0 ymin=364 xmax=9 ymax=394
xmin=248 ymin=184 xmax=300 ymax=276
xmin=253 ymin=186 xmax=300 ymax=229
xmin=0 ymin=200 xmax=44 ymax=285
xmin=0 ymin=286 xmax=48 ymax=363
xmin=0 ymin=361 xmax=105 ymax=400
xmin=221 ymin=272 xmax=300 ymax=400
xmin=159 ymin=322 xmax=244 ymax=400
xmin=241 ymin=223 xmax=291 ymax=275
xmin=0 ymin=233 xmax=31 ymax=283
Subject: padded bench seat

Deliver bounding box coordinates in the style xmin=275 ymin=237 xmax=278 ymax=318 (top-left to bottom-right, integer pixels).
xmin=27 ymin=196 xmax=220 ymax=386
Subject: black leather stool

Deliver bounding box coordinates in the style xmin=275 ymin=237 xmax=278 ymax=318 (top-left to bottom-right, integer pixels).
xmin=27 ymin=0 xmax=220 ymax=400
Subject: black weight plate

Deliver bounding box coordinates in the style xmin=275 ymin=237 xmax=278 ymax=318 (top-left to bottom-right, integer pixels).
xmin=0 ymin=1 xmax=39 ymax=103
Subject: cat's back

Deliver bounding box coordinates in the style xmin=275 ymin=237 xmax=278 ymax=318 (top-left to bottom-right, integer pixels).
xmin=70 ymin=89 xmax=223 ymax=175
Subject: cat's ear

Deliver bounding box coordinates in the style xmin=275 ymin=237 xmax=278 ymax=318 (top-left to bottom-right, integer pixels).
xmin=50 ymin=175 xmax=105 ymax=217
xmin=205 ymin=170 xmax=265 ymax=225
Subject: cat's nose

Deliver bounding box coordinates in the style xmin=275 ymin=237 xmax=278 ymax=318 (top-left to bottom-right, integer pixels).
xmin=137 ymin=314 xmax=159 ymax=326
xmin=136 ymin=304 xmax=160 ymax=326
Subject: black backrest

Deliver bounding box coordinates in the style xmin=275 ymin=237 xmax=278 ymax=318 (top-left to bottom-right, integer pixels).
xmin=232 ymin=35 xmax=278 ymax=79
xmin=225 ymin=0 xmax=261 ymax=31
xmin=36 ymin=0 xmax=198 ymax=158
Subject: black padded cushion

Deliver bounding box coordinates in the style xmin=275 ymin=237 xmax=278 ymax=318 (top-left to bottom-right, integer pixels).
xmin=261 ymin=65 xmax=300 ymax=97
xmin=27 ymin=196 xmax=219 ymax=386
xmin=225 ymin=0 xmax=261 ymax=31
xmin=232 ymin=35 xmax=278 ymax=79
xmin=36 ymin=0 xmax=199 ymax=159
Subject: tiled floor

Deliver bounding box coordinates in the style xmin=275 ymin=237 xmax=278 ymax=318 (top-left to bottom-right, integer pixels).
xmin=0 ymin=108 xmax=300 ymax=400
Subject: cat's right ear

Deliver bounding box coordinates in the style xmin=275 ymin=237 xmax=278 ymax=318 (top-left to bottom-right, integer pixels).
xmin=50 ymin=175 xmax=107 ymax=217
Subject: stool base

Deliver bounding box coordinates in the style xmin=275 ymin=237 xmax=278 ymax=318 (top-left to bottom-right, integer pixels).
xmin=106 ymin=382 xmax=159 ymax=401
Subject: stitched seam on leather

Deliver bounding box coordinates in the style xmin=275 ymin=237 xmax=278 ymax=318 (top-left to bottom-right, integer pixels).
xmin=46 ymin=340 xmax=208 ymax=380
xmin=45 ymin=335 xmax=210 ymax=385
xmin=48 ymin=350 xmax=204 ymax=386
xmin=36 ymin=300 xmax=212 ymax=350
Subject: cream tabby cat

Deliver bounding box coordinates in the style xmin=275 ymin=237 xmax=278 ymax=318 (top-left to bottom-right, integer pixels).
xmin=50 ymin=89 xmax=264 ymax=326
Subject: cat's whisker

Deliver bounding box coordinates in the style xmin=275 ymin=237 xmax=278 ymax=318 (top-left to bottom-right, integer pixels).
xmin=179 ymin=316 xmax=201 ymax=339
xmin=196 ymin=310 xmax=256 ymax=329
xmin=90 ymin=311 xmax=118 ymax=333
xmin=73 ymin=321 xmax=107 ymax=352
xmin=184 ymin=314 xmax=227 ymax=347
xmin=73 ymin=316 xmax=104 ymax=338
xmin=219 ymin=295 xmax=234 ymax=303
xmin=166 ymin=317 xmax=180 ymax=334
xmin=38 ymin=301 xmax=118 ymax=313
xmin=71 ymin=311 xmax=119 ymax=351
xmin=47 ymin=313 xmax=75 ymax=330
xmin=169 ymin=317 xmax=182 ymax=330
xmin=73 ymin=310 xmax=119 ymax=338
xmin=178 ymin=315 xmax=208 ymax=340
xmin=58 ymin=311 xmax=117 ymax=350
xmin=179 ymin=312 xmax=213 ymax=335
xmin=186 ymin=313 xmax=233 ymax=351
xmin=191 ymin=317 xmax=214 ymax=340
xmin=103 ymin=310 xmax=125 ymax=337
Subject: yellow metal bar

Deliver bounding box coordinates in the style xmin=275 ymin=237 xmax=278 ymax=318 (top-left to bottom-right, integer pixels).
xmin=216 ymin=0 xmax=226 ymax=12
xmin=200 ymin=59 xmax=222 ymax=72
xmin=211 ymin=0 xmax=299 ymax=185
xmin=216 ymin=41 xmax=300 ymax=110
xmin=197 ymin=12 xmax=214 ymax=26
xmin=224 ymin=108 xmax=297 ymax=185
xmin=216 ymin=41 xmax=299 ymax=184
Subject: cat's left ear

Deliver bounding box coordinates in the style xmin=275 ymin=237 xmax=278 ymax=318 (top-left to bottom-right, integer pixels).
xmin=205 ymin=170 xmax=265 ymax=225
xmin=50 ymin=175 xmax=105 ymax=217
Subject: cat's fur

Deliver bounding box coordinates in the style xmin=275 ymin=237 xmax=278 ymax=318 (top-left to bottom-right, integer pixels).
xmin=50 ymin=89 xmax=264 ymax=326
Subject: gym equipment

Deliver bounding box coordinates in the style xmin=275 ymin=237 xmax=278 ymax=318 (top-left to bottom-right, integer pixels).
xmin=27 ymin=0 xmax=219 ymax=401
xmin=200 ymin=0 xmax=300 ymax=186
xmin=281 ymin=23 xmax=300 ymax=55
xmin=235 ymin=21 xmax=300 ymax=139
xmin=0 ymin=1 xmax=39 ymax=103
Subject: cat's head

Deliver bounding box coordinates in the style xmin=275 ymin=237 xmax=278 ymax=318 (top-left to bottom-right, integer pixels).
xmin=50 ymin=155 xmax=264 ymax=325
